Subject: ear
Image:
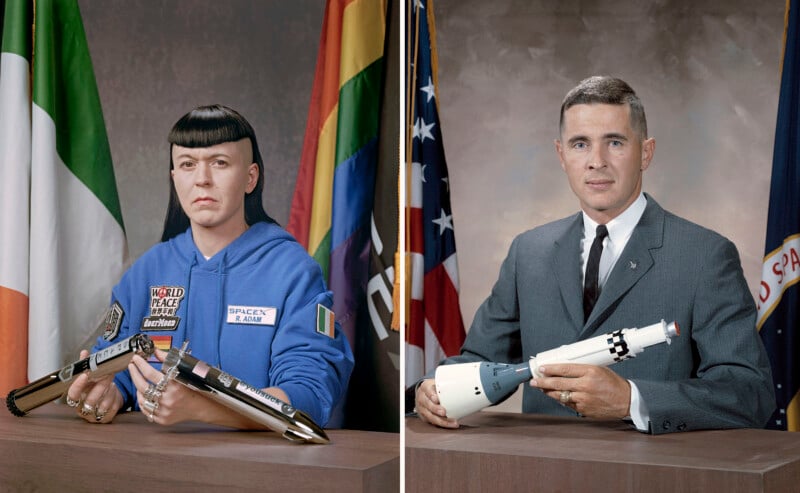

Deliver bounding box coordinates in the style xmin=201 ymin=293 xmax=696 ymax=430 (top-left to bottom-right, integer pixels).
xmin=246 ymin=163 xmax=259 ymax=193
xmin=640 ymin=137 xmax=655 ymax=171
xmin=554 ymin=139 xmax=567 ymax=171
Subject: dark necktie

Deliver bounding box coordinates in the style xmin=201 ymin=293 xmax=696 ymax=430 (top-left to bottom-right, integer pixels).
xmin=583 ymin=224 xmax=609 ymax=321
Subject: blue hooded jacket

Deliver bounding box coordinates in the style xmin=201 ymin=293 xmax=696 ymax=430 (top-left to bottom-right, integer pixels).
xmin=92 ymin=221 xmax=354 ymax=426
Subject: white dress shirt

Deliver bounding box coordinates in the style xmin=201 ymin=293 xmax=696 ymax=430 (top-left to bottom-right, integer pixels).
xmin=580 ymin=193 xmax=650 ymax=431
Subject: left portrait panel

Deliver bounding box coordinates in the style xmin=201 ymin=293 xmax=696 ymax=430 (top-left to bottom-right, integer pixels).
xmin=0 ymin=0 xmax=400 ymax=490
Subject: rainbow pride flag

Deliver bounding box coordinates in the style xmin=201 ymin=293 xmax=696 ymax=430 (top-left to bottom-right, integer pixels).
xmin=288 ymin=0 xmax=386 ymax=346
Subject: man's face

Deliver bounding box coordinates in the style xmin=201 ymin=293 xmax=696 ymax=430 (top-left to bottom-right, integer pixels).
xmin=170 ymin=138 xmax=258 ymax=234
xmin=555 ymin=103 xmax=655 ymax=224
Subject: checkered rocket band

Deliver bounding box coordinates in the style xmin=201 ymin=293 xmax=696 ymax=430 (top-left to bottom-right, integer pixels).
xmin=607 ymin=330 xmax=631 ymax=362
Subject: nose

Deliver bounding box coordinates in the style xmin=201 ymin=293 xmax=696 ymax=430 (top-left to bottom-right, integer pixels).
xmin=195 ymin=163 xmax=211 ymax=185
xmin=588 ymin=146 xmax=607 ymax=169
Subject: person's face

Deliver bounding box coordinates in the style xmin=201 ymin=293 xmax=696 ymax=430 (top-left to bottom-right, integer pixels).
xmin=170 ymin=138 xmax=258 ymax=234
xmin=555 ymin=103 xmax=655 ymax=224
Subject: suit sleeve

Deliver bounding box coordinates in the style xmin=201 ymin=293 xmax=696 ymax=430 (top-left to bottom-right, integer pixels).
xmin=632 ymin=238 xmax=776 ymax=434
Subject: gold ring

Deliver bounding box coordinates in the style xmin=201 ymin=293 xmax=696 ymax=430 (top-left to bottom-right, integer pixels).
xmin=81 ymin=402 xmax=95 ymax=416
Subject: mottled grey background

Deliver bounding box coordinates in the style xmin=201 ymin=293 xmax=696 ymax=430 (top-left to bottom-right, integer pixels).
xmin=78 ymin=0 xmax=325 ymax=261
xmin=432 ymin=0 xmax=785 ymax=411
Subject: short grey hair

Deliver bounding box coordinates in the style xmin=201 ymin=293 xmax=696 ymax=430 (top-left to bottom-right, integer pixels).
xmin=559 ymin=76 xmax=648 ymax=140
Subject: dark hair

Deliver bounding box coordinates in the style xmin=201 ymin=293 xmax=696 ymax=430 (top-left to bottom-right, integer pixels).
xmin=559 ymin=76 xmax=648 ymax=140
xmin=161 ymin=104 xmax=276 ymax=242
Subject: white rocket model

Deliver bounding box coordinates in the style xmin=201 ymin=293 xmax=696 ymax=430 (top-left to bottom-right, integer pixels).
xmin=435 ymin=320 xmax=680 ymax=420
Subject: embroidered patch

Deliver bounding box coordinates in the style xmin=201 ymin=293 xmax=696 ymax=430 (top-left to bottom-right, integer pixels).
xmin=226 ymin=305 xmax=277 ymax=325
xmin=140 ymin=316 xmax=180 ymax=331
xmin=149 ymin=285 xmax=185 ymax=316
xmin=142 ymin=285 xmax=185 ymax=331
xmin=100 ymin=301 xmax=124 ymax=341
xmin=316 ymin=304 xmax=335 ymax=338
xmin=147 ymin=335 xmax=173 ymax=363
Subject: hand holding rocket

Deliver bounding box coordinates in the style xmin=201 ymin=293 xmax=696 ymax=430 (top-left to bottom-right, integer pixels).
xmin=434 ymin=320 xmax=679 ymax=420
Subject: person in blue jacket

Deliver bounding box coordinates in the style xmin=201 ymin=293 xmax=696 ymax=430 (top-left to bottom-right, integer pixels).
xmin=65 ymin=105 xmax=354 ymax=428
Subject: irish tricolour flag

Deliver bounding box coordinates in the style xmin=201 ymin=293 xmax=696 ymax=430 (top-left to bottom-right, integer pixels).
xmin=0 ymin=0 xmax=127 ymax=394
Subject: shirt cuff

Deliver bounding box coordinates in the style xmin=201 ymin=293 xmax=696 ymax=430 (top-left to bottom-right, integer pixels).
xmin=627 ymin=380 xmax=650 ymax=431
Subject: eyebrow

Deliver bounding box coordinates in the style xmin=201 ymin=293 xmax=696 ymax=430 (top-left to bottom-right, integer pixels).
xmin=567 ymin=132 xmax=629 ymax=146
xmin=603 ymin=133 xmax=629 ymax=141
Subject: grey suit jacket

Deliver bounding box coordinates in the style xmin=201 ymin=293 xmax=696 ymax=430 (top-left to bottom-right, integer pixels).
xmin=450 ymin=195 xmax=775 ymax=434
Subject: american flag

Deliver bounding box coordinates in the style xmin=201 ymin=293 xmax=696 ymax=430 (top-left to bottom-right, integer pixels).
xmin=405 ymin=0 xmax=466 ymax=388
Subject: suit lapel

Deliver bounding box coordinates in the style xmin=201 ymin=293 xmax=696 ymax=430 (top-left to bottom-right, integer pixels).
xmin=581 ymin=197 xmax=665 ymax=337
xmin=552 ymin=213 xmax=585 ymax=333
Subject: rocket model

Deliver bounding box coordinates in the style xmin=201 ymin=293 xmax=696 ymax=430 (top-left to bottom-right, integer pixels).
xmin=6 ymin=334 xmax=155 ymax=416
xmin=435 ymin=320 xmax=680 ymax=420
xmin=161 ymin=343 xmax=330 ymax=444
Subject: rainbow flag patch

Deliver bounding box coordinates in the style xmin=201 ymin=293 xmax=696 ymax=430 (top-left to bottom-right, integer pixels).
xmin=148 ymin=335 xmax=172 ymax=362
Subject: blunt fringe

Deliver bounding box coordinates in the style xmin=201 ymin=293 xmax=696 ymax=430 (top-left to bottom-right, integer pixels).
xmin=161 ymin=104 xmax=276 ymax=242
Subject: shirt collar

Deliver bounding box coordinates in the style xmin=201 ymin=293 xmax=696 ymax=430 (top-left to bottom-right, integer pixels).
xmin=582 ymin=193 xmax=647 ymax=244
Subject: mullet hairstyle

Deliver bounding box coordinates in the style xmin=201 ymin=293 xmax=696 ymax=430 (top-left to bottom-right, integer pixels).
xmin=559 ymin=76 xmax=648 ymax=141
xmin=161 ymin=104 xmax=276 ymax=242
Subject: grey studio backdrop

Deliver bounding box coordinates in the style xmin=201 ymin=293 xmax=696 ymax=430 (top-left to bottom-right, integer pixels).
xmin=78 ymin=0 xmax=326 ymax=260
xmin=431 ymin=1 xmax=785 ymax=412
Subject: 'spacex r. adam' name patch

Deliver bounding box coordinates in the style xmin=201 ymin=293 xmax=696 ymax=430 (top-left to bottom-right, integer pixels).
xmin=226 ymin=305 xmax=277 ymax=326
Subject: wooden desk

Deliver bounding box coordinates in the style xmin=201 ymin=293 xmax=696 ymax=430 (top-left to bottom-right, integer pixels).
xmin=406 ymin=412 xmax=800 ymax=493
xmin=0 ymin=403 xmax=399 ymax=492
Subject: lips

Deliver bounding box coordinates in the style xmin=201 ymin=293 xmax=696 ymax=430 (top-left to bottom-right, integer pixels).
xmin=193 ymin=196 xmax=216 ymax=205
xmin=585 ymin=176 xmax=613 ymax=189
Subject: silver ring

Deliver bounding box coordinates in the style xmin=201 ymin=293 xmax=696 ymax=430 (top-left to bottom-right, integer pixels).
xmin=144 ymin=383 xmax=162 ymax=402
xmin=155 ymin=375 xmax=170 ymax=392
xmin=65 ymin=395 xmax=80 ymax=408
xmin=559 ymin=390 xmax=572 ymax=404
xmin=94 ymin=409 xmax=107 ymax=422
xmin=147 ymin=411 xmax=155 ymax=423
xmin=81 ymin=402 xmax=95 ymax=416
xmin=142 ymin=399 xmax=159 ymax=412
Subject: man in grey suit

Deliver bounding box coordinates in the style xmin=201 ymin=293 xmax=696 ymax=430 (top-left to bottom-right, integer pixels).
xmin=414 ymin=76 xmax=775 ymax=434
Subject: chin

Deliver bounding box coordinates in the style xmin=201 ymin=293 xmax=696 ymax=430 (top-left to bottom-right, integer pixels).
xmin=187 ymin=216 xmax=219 ymax=229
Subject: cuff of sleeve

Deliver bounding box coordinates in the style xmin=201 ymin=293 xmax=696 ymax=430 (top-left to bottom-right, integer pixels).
xmin=114 ymin=371 xmax=135 ymax=411
xmin=628 ymin=380 xmax=650 ymax=432
xmin=281 ymin=382 xmax=328 ymax=427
